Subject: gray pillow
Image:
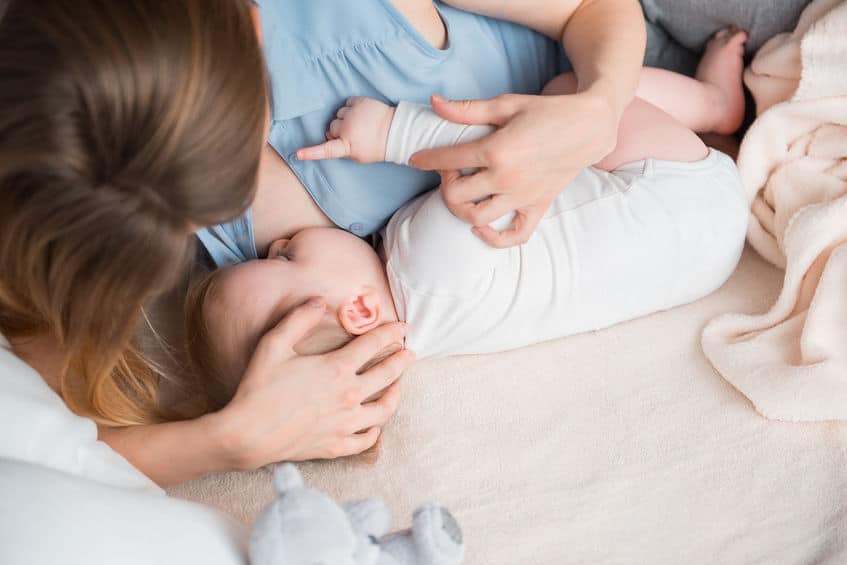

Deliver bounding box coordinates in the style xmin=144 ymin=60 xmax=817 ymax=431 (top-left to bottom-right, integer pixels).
xmin=642 ymin=0 xmax=812 ymax=75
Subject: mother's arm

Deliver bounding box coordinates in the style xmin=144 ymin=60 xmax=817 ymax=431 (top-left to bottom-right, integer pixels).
xmin=100 ymin=302 xmax=411 ymax=486
xmin=412 ymin=0 xmax=646 ymax=247
xmin=445 ymin=0 xmax=644 ymax=105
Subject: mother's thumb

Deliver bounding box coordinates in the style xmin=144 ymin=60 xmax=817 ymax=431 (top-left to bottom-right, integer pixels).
xmin=260 ymin=298 xmax=327 ymax=354
xmin=430 ymin=93 xmax=513 ymax=126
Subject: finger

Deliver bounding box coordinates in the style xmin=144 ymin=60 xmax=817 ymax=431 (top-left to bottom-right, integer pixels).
xmin=472 ymin=207 xmax=545 ymax=248
xmin=336 ymin=106 xmax=350 ymax=119
xmin=333 ymin=426 xmax=381 ymax=458
xmin=296 ymin=138 xmax=350 ymax=161
xmin=357 ymin=380 xmax=403 ymax=429
xmin=359 ymin=348 xmax=415 ymax=399
xmin=440 ymin=173 xmax=499 ymax=215
xmin=331 ymin=322 xmax=408 ymax=371
xmin=438 ymin=169 xmax=462 ymax=188
xmin=329 ymin=119 xmax=343 ymax=138
xmin=257 ymin=298 xmax=327 ymax=356
xmin=409 ymin=138 xmax=489 ymax=171
xmin=346 ymin=96 xmax=366 ymax=107
xmin=356 ymin=340 xmax=403 ymax=376
xmin=429 ymin=93 xmax=515 ymax=126
xmin=454 ymin=194 xmax=515 ymax=227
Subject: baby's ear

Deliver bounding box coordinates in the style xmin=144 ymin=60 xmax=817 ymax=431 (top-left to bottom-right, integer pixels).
xmin=338 ymin=288 xmax=382 ymax=335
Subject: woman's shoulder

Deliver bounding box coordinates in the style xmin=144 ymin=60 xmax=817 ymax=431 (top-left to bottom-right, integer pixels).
xmin=257 ymin=0 xmax=402 ymax=63
xmin=258 ymin=0 xmax=410 ymax=120
xmin=258 ymin=1 xmax=558 ymax=121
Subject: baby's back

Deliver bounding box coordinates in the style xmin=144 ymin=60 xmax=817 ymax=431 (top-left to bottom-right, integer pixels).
xmin=383 ymin=150 xmax=748 ymax=359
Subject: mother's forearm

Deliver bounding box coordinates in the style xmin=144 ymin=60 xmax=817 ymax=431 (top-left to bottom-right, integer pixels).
xmin=443 ymin=0 xmax=645 ymax=119
xmin=98 ymin=412 xmax=235 ymax=487
xmin=563 ymin=0 xmax=646 ymax=118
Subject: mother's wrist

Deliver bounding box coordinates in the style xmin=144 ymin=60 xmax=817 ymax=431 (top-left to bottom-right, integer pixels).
xmin=202 ymin=405 xmax=297 ymax=472
xmin=200 ymin=408 xmax=259 ymax=472
xmin=578 ymin=77 xmax=628 ymax=122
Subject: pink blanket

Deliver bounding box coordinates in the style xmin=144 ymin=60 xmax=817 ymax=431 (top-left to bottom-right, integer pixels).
xmin=702 ymin=0 xmax=847 ymax=421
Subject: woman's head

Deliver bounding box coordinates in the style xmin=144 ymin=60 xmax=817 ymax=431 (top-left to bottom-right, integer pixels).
xmin=0 ymin=0 xmax=267 ymax=425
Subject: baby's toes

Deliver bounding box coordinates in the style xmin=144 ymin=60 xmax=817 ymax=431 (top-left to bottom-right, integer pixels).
xmin=711 ymin=27 xmax=747 ymax=48
xmin=728 ymin=30 xmax=748 ymax=52
xmin=713 ymin=27 xmax=734 ymax=42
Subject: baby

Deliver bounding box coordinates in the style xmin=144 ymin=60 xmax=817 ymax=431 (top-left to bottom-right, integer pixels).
xmin=187 ymin=31 xmax=750 ymax=405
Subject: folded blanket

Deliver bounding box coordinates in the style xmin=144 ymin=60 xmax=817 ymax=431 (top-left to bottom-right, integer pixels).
xmin=702 ymin=0 xmax=847 ymax=421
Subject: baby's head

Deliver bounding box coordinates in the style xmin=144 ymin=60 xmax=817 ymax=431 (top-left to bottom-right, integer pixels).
xmin=186 ymin=227 xmax=398 ymax=408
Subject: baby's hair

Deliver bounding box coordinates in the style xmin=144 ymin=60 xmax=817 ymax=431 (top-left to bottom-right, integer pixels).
xmin=184 ymin=269 xmax=232 ymax=410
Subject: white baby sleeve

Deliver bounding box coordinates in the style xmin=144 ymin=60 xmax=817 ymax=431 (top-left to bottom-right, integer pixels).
xmin=385 ymin=102 xmax=495 ymax=170
xmin=385 ymin=102 xmax=514 ymax=231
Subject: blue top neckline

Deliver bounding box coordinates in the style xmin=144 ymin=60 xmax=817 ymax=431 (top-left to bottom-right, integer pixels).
xmin=376 ymin=0 xmax=454 ymax=59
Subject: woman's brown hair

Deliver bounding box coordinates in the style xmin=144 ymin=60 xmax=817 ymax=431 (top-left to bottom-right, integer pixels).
xmin=0 ymin=0 xmax=268 ymax=425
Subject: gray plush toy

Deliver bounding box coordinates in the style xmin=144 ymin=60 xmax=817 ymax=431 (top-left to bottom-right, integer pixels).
xmin=249 ymin=464 xmax=465 ymax=565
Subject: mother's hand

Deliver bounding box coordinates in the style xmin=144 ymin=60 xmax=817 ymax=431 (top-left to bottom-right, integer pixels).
xmin=409 ymin=91 xmax=619 ymax=248
xmin=211 ymin=299 xmax=413 ymax=470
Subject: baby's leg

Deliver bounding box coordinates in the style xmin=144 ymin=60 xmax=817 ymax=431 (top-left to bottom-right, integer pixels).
xmin=542 ymin=74 xmax=709 ymax=171
xmin=635 ymin=29 xmax=747 ymax=135
xmin=545 ymin=29 xmax=746 ymax=135
xmin=542 ymin=28 xmax=746 ymax=170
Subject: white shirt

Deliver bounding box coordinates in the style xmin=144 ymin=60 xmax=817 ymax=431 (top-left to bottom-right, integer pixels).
xmin=0 ymin=335 xmax=247 ymax=565
xmin=381 ymin=103 xmax=749 ymax=359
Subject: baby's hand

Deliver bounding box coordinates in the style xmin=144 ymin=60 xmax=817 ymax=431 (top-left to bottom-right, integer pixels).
xmin=296 ymin=97 xmax=395 ymax=164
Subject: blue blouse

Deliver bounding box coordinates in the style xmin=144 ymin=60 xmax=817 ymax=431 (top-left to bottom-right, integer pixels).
xmin=198 ymin=0 xmax=569 ymax=266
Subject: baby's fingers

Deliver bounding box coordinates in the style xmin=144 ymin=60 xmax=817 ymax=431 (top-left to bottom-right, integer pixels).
xmin=296 ymin=138 xmax=351 ymax=161
xmin=328 ymin=118 xmax=344 ymax=139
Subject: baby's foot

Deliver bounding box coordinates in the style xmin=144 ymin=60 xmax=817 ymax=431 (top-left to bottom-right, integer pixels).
xmin=695 ymin=28 xmax=748 ymax=135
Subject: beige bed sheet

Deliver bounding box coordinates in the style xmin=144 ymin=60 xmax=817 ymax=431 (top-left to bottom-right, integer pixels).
xmin=169 ymin=247 xmax=847 ymax=564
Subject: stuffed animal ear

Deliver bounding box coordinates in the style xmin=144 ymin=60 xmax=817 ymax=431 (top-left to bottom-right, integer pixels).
xmin=272 ymin=463 xmax=304 ymax=494
xmin=395 ymin=504 xmax=464 ymax=564
xmin=342 ymin=499 xmax=391 ymax=539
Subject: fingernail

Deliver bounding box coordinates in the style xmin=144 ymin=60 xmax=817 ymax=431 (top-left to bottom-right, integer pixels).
xmin=432 ymin=93 xmax=446 ymax=103
xmin=307 ymin=297 xmax=325 ymax=308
